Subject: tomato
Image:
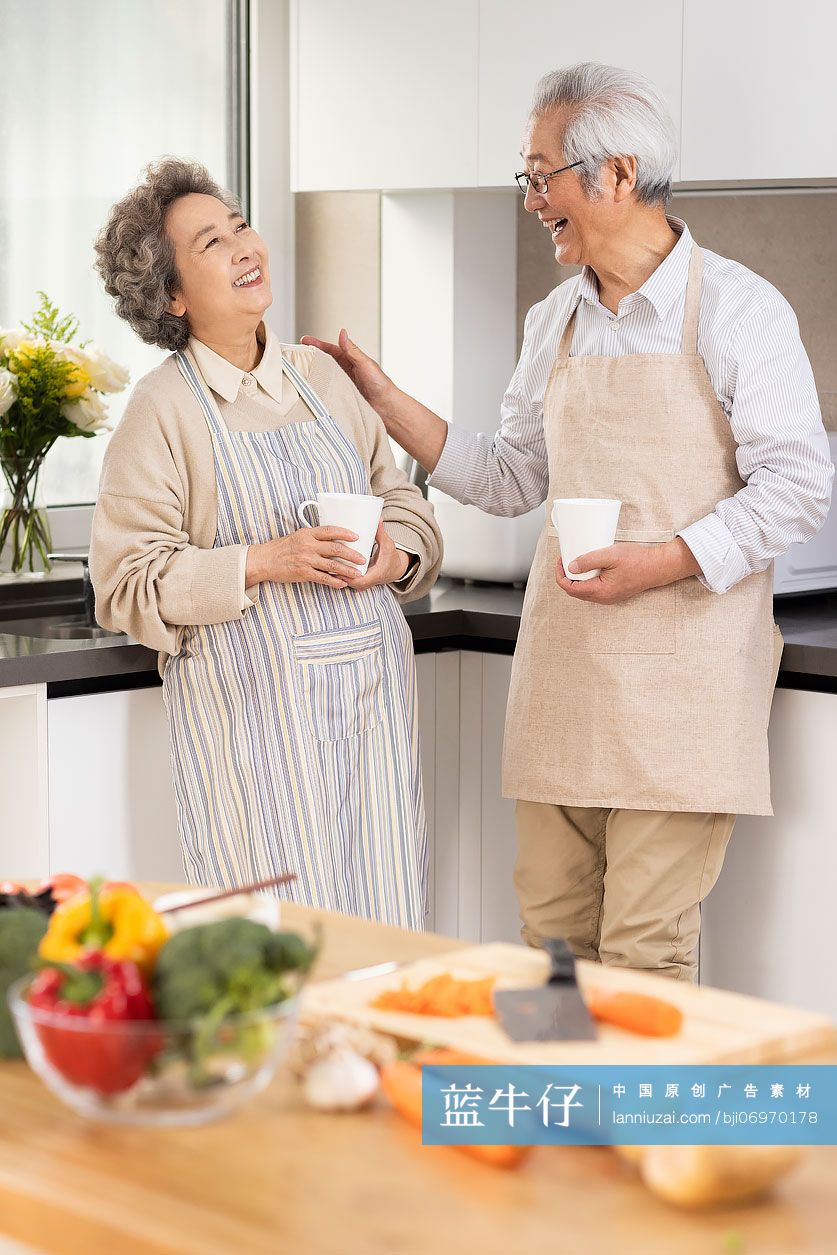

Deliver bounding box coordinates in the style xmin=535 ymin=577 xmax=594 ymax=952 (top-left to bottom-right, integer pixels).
xmin=0 ymin=880 xmax=24 ymax=895
xmin=36 ymin=873 xmax=87 ymax=904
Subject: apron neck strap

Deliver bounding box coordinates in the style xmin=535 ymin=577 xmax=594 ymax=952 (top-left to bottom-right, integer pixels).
xmin=556 ymin=243 xmax=703 ymax=359
xmin=280 ymin=354 xmax=330 ymax=421
xmin=557 ymin=293 xmax=582 ymax=359
xmin=680 ymin=244 xmax=704 ymax=354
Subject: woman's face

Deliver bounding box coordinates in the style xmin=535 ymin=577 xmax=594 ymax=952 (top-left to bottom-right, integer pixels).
xmin=165 ymin=193 xmax=272 ymax=338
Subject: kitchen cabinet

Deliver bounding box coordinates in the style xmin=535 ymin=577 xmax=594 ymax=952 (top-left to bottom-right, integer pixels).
xmin=291 ymin=0 xmax=836 ymax=193
xmin=0 ymin=684 xmax=48 ymax=880
xmin=418 ymin=650 xmax=521 ymax=943
xmin=681 ymin=0 xmax=837 ymax=182
xmin=291 ymin=0 xmax=479 ymax=191
xmin=0 ymin=684 xmax=180 ymax=883
xmin=700 ymin=687 xmax=837 ymax=1021
xmin=477 ymin=0 xmax=683 ymax=187
xmin=47 ymin=688 xmax=182 ymax=883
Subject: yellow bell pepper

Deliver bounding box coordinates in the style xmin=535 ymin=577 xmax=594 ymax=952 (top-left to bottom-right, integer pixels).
xmin=38 ymin=881 xmax=168 ymax=974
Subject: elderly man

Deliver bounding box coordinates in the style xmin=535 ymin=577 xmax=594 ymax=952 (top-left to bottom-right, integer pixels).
xmin=303 ymin=62 xmax=833 ymax=980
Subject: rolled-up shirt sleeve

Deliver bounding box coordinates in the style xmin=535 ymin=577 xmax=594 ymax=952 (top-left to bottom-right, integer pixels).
xmin=678 ymin=296 xmax=833 ymax=594
xmin=427 ymin=302 xmax=552 ymax=517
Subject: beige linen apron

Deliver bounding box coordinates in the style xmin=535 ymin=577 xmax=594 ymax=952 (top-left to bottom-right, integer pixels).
xmin=503 ymin=246 xmax=778 ymax=816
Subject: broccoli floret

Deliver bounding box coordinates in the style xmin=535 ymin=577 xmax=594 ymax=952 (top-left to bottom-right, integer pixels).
xmin=153 ymin=918 xmax=317 ymax=1022
xmin=0 ymin=906 xmax=49 ymax=1058
xmin=151 ymin=917 xmax=319 ymax=1085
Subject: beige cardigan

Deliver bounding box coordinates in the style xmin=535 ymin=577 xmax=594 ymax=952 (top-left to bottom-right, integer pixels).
xmin=89 ymin=341 xmax=443 ymax=661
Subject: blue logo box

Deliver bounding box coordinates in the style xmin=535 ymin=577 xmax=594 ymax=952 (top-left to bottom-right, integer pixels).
xmin=420 ymin=1065 xmax=837 ymax=1146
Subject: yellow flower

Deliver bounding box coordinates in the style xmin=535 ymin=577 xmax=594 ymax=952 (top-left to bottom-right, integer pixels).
xmin=64 ymin=363 xmax=91 ymax=398
xmin=54 ymin=344 xmax=92 ymax=397
xmin=7 ymin=337 xmax=43 ymax=370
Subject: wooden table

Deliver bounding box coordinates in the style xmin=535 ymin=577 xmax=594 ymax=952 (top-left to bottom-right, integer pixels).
xmin=1 ymin=893 xmax=835 ymax=1255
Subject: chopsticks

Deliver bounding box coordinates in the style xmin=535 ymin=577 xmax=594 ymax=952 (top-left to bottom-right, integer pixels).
xmin=157 ymin=872 xmax=297 ymax=914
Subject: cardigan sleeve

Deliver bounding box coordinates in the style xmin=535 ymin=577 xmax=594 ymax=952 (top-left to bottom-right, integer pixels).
xmin=89 ymin=380 xmax=258 ymax=655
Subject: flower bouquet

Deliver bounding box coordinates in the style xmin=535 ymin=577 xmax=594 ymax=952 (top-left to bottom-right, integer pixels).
xmin=0 ymin=293 xmax=128 ymax=573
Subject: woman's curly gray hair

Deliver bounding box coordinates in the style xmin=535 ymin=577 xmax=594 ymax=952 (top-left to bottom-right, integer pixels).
xmin=94 ymin=158 xmax=240 ymax=352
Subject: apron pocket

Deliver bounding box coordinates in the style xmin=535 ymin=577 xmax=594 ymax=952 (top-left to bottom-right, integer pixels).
xmin=548 ymin=531 xmax=677 ymax=656
xmin=293 ymin=621 xmax=387 ymax=741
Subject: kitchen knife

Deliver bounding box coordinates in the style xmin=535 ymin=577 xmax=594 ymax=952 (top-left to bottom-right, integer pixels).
xmin=493 ymin=938 xmax=598 ymax=1042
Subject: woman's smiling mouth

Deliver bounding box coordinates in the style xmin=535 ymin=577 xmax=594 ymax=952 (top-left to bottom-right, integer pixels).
xmin=233 ymin=266 xmax=262 ymax=288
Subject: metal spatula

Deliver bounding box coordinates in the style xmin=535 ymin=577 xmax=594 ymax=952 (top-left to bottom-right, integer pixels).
xmin=493 ymin=938 xmax=598 ymax=1042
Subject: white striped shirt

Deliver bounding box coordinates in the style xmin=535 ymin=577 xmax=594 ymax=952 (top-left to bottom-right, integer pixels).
xmin=428 ymin=217 xmax=833 ymax=594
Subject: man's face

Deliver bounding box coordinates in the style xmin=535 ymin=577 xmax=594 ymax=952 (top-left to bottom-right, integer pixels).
xmin=520 ymin=109 xmax=608 ymax=269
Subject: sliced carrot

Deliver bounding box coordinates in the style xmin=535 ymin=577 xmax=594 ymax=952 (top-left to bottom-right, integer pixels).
xmin=370 ymin=973 xmax=496 ymax=1017
xmin=585 ymin=989 xmax=683 ymax=1037
xmin=380 ymin=1060 xmax=530 ymax=1170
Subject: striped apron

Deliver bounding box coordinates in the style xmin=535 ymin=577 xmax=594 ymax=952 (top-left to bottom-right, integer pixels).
xmin=161 ymin=348 xmax=428 ymax=929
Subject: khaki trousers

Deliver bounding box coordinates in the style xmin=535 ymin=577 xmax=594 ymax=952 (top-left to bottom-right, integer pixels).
xmin=514 ymin=802 xmax=737 ymax=982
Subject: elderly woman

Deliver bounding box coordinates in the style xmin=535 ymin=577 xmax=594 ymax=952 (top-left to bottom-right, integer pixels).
xmin=305 ymin=62 xmax=833 ymax=977
xmin=89 ymin=158 xmax=442 ymax=928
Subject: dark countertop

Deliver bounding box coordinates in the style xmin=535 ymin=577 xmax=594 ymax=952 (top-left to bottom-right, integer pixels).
xmin=0 ymin=576 xmax=836 ymax=694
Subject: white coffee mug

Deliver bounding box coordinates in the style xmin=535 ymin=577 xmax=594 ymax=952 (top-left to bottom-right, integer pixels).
xmin=297 ymin=491 xmax=384 ymax=575
xmin=552 ymin=497 xmax=622 ymax=581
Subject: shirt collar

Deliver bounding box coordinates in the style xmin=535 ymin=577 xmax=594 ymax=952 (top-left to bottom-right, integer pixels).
xmin=189 ymin=322 xmax=285 ymax=404
xmin=577 ymin=216 xmax=693 ymax=320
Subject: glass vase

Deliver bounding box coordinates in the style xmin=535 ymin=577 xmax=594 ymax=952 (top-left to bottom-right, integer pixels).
xmin=0 ymin=454 xmax=53 ymax=574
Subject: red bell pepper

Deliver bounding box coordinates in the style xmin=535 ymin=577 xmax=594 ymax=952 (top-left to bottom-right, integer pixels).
xmin=27 ymin=952 xmax=161 ymax=1095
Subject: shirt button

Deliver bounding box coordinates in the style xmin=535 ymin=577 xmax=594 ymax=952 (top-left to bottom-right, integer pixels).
xmin=241 ymin=374 xmax=256 ymax=392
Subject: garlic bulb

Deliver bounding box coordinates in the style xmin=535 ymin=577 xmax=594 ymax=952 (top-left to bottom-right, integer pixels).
xmin=303 ymin=1048 xmax=380 ymax=1112
xmin=289 ymin=1019 xmax=396 ymax=1078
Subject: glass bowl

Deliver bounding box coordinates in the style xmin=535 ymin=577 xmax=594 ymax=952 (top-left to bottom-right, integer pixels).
xmin=7 ymin=976 xmax=300 ymax=1127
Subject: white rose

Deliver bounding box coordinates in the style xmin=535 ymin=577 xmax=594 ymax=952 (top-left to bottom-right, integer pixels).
xmin=81 ymin=344 xmax=129 ymax=394
xmin=53 ymin=343 xmax=86 ymax=367
xmin=62 ymin=388 xmax=110 ymax=433
xmin=0 ymin=368 xmax=17 ymax=418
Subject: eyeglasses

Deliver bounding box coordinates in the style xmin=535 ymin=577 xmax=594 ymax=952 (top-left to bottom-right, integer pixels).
xmin=514 ymin=161 xmax=583 ymax=195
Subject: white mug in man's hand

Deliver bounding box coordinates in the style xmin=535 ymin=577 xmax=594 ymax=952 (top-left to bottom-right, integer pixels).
xmin=297 ymin=492 xmax=384 ymax=574
xmin=552 ymin=497 xmax=622 ymax=581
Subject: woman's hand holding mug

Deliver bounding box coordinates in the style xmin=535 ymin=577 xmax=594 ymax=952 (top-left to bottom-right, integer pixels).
xmin=245 ymin=527 xmax=367 ymax=589
xmin=245 ymin=522 xmax=409 ymax=590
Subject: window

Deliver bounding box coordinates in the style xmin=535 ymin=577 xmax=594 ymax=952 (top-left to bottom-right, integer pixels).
xmin=0 ymin=0 xmax=247 ymax=506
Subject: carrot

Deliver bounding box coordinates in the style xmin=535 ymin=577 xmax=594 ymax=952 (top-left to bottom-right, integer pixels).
xmin=371 ymin=973 xmax=496 ymax=1017
xmin=380 ymin=1059 xmax=530 ymax=1170
xmin=413 ymin=1047 xmax=501 ymax=1067
xmin=585 ymin=989 xmax=683 ymax=1037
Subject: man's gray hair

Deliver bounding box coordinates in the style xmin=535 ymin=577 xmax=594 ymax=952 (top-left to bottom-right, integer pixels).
xmin=530 ymin=62 xmax=677 ymax=206
xmin=94 ymin=158 xmax=240 ymax=352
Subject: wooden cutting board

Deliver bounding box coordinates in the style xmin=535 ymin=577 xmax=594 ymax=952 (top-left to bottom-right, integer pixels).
xmin=301 ymin=942 xmax=836 ymax=1065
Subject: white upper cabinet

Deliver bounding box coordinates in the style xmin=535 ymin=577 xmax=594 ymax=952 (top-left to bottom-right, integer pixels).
xmin=681 ymin=0 xmax=837 ymax=182
xmin=291 ymin=1 xmax=834 ymax=192
xmin=291 ymin=0 xmax=479 ymax=191
xmin=477 ymin=1 xmax=683 ymax=188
